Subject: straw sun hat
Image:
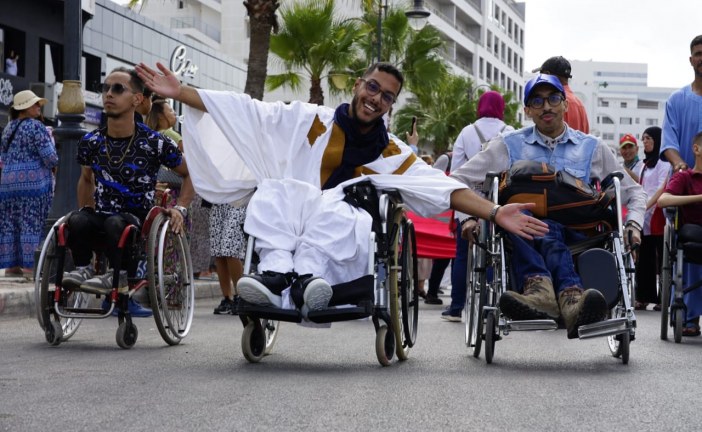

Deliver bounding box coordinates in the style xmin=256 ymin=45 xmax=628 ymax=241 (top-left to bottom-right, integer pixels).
xmin=12 ymin=90 xmax=47 ymax=111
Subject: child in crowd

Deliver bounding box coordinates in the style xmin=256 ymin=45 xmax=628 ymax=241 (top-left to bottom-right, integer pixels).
xmin=658 ymin=131 xmax=702 ymax=336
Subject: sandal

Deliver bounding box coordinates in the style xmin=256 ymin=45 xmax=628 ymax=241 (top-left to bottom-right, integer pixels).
xmin=683 ymin=322 xmax=701 ymax=337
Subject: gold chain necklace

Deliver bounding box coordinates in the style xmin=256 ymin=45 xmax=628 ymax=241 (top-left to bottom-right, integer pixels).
xmin=104 ymin=132 xmax=136 ymax=165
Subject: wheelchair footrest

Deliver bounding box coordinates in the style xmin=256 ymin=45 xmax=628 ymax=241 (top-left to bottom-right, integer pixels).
xmin=578 ymin=317 xmax=630 ymax=339
xmin=506 ymin=319 xmax=558 ymax=332
xmin=236 ymin=303 xmax=303 ymax=323
xmin=307 ymin=302 xmax=373 ymax=324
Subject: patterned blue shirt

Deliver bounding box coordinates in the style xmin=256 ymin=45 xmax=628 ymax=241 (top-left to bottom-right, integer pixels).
xmin=77 ymin=122 xmax=182 ymax=218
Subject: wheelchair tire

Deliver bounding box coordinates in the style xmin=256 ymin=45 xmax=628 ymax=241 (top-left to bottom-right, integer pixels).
xmin=375 ymin=324 xmax=394 ymax=367
xmin=485 ymin=311 xmax=496 ymax=364
xmin=673 ymin=308 xmax=684 ymax=344
xmin=35 ymin=218 xmax=88 ymax=343
xmin=619 ymin=332 xmax=630 ymax=365
xmin=242 ymin=320 xmax=266 ymax=363
xmin=399 ymin=219 xmax=419 ymax=350
xmin=660 ymin=224 xmax=672 ymax=341
xmin=45 ymin=320 xmax=63 ymax=346
xmin=262 ymin=319 xmax=279 ymax=355
xmin=147 ymin=212 xmax=195 ymax=346
xmin=468 ymin=243 xmax=487 ymax=359
xmin=388 ymin=211 xmax=413 ymax=361
xmin=116 ymin=321 xmax=138 ymax=349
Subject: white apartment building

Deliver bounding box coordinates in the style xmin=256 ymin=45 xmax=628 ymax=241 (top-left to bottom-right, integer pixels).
xmin=568 ymin=60 xmax=676 ymax=155
xmin=133 ymin=0 xmax=525 ymax=114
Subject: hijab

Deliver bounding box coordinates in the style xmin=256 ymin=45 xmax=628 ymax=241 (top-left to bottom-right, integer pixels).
xmin=477 ymin=91 xmax=505 ymax=120
xmin=643 ymin=126 xmax=662 ymax=169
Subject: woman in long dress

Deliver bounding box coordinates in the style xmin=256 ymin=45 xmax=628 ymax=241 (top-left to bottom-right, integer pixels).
xmin=0 ymin=90 xmax=58 ymax=274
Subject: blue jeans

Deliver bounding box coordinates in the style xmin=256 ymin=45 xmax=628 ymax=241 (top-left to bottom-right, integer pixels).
xmin=448 ymin=222 xmax=469 ymax=314
xmin=508 ymin=218 xmax=586 ymax=296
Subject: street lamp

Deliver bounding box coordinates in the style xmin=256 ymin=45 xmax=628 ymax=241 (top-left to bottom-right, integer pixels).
xmin=375 ymin=0 xmax=431 ymax=62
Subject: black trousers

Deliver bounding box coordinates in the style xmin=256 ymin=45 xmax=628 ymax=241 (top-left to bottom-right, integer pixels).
xmin=66 ymin=208 xmax=143 ymax=276
xmin=635 ymin=234 xmax=663 ymax=304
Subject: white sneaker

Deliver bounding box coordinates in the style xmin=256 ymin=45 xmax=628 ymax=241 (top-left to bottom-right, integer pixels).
xmin=302 ymin=277 xmax=333 ymax=311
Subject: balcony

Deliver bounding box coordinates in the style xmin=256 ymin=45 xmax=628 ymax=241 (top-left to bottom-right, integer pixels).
xmin=171 ymin=16 xmax=221 ymax=43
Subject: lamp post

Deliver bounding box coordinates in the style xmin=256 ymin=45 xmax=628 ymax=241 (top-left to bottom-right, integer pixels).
xmin=375 ymin=0 xmax=431 ymax=62
xmin=48 ymin=0 xmax=90 ymax=226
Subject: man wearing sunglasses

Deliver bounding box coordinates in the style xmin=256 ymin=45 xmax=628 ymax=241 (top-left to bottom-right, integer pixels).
xmin=135 ymin=61 xmax=547 ymax=317
xmin=451 ymin=73 xmax=646 ymax=339
xmin=62 ymin=67 xmax=195 ymax=317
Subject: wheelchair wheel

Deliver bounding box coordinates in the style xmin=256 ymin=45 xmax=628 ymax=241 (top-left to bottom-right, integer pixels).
xmin=660 ymin=224 xmax=672 ymax=340
xmin=241 ymin=319 xmax=266 ymax=363
xmin=388 ymin=212 xmax=415 ymax=361
xmin=467 ymin=244 xmax=487 ymax=358
xmin=262 ymin=319 xmax=279 ymax=355
xmin=116 ymin=321 xmax=139 ymax=349
xmin=35 ymin=218 xmax=89 ymax=342
xmin=375 ymin=324 xmax=395 ymax=367
xmin=147 ymin=212 xmax=195 ymax=346
xmin=45 ymin=321 xmax=63 ymax=346
xmin=673 ymin=308 xmax=684 ymax=344
xmin=485 ymin=311 xmax=496 ymax=364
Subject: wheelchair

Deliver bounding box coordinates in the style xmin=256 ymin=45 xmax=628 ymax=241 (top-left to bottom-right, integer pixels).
xmin=465 ymin=172 xmax=637 ymax=364
xmin=235 ymin=181 xmax=420 ymax=366
xmin=34 ymin=205 xmax=195 ymax=349
xmin=660 ymin=208 xmax=702 ymax=342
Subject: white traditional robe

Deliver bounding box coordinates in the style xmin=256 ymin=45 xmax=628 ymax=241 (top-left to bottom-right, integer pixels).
xmin=182 ymin=90 xmax=469 ymax=286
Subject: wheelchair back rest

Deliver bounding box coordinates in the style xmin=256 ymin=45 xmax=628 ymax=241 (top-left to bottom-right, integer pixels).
xmin=577 ymin=248 xmax=620 ymax=309
xmin=678 ymin=224 xmax=702 ymax=265
xmin=343 ymin=180 xmax=388 ymax=254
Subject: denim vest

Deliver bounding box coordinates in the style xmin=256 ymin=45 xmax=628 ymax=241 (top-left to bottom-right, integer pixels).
xmin=503 ymin=126 xmax=598 ymax=181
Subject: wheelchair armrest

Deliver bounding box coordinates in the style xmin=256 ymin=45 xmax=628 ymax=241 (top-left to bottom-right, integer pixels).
xmin=482 ymin=172 xmax=500 ymax=195
xmin=599 ymin=171 xmax=624 ymax=191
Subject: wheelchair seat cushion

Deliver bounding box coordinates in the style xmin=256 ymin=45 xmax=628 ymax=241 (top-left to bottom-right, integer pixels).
xmin=679 ymin=224 xmax=702 ymax=265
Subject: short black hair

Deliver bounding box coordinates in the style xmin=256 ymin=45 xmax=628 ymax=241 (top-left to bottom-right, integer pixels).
xmin=109 ymin=66 xmax=146 ymax=94
xmin=363 ymin=62 xmax=404 ymax=95
xmin=691 ymin=35 xmax=702 ymax=52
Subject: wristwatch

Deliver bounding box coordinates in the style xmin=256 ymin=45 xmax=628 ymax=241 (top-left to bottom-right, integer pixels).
xmin=173 ymin=205 xmax=188 ymax=218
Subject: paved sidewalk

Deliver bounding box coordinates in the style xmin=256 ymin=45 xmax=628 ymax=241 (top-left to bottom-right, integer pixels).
xmin=0 ymin=269 xmax=223 ymax=320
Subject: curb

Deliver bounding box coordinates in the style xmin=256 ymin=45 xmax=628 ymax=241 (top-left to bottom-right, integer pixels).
xmin=0 ymin=279 xmax=223 ymax=321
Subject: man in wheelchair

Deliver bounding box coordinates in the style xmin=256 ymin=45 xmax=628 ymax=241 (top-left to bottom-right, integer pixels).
xmin=658 ymin=131 xmax=702 ymax=336
xmin=136 ymin=61 xmax=548 ymax=316
xmin=451 ymin=74 xmax=646 ymax=338
xmin=62 ymin=67 xmax=194 ymax=316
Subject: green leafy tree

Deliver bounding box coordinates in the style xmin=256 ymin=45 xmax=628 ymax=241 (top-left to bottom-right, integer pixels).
xmin=394 ymin=77 xmax=521 ymax=155
xmin=266 ymin=0 xmax=364 ymax=105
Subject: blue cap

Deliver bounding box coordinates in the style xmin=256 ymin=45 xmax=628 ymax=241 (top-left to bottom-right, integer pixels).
xmin=524 ymin=74 xmax=565 ymax=106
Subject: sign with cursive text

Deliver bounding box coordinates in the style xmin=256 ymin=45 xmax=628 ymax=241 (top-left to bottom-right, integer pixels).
xmin=169 ymin=45 xmax=199 ymax=78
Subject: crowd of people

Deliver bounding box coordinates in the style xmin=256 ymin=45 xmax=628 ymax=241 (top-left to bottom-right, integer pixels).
xmin=2 ymin=34 xmax=702 ymax=341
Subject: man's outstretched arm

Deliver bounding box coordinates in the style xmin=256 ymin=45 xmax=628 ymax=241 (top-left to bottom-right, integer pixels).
xmin=135 ymin=62 xmax=207 ymax=112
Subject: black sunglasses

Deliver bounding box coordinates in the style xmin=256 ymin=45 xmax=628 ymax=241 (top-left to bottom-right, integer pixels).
xmin=527 ymin=93 xmax=564 ymax=109
xmin=99 ymin=82 xmax=135 ymax=95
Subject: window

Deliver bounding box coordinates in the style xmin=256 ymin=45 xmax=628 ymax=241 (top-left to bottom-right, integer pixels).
xmin=645 ymin=118 xmax=659 ymax=126
xmin=620 ymin=102 xmax=627 ymax=108
xmin=635 ymin=118 xmax=640 ymax=124
xmin=600 ymin=115 xmax=614 ymax=124
xmin=599 ymin=99 xmax=609 ymax=107
xmin=620 ymin=117 xmax=632 ymax=125
xmin=603 ymin=133 xmax=615 ymax=141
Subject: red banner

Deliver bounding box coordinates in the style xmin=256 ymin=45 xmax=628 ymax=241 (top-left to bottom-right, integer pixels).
xmin=406 ymin=210 xmax=456 ymax=259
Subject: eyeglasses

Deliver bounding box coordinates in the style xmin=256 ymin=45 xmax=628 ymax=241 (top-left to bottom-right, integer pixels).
xmin=100 ymin=82 xmax=135 ymax=95
xmin=361 ymin=79 xmax=396 ymax=105
xmin=527 ymin=93 xmax=564 ymax=109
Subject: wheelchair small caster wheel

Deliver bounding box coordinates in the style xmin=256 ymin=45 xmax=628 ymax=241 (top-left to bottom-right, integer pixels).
xmin=45 ymin=321 xmax=63 ymax=346
xmin=375 ymin=324 xmax=395 ymax=366
xmin=116 ymin=322 xmax=139 ymax=349
xmin=242 ymin=320 xmax=265 ymax=363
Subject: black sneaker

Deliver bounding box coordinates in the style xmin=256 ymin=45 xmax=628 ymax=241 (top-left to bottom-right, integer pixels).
xmin=424 ymin=294 xmax=443 ymax=305
xmin=213 ymin=297 xmax=234 ymax=315
xmin=237 ymin=271 xmax=296 ymax=308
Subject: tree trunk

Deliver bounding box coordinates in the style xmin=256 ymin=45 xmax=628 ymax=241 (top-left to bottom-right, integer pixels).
xmin=243 ymin=0 xmax=280 ymax=100
xmin=309 ymin=76 xmax=324 ymax=105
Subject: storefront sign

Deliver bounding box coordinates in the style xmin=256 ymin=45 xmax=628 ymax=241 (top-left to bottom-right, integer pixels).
xmin=0 ymin=78 xmax=14 ymax=106
xmin=169 ymin=45 xmax=198 ymax=78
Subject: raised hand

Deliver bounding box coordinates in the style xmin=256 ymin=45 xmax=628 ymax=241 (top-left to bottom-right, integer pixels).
xmin=135 ymin=62 xmax=182 ymax=99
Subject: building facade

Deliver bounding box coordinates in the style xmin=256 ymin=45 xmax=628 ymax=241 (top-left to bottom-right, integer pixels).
xmin=0 ymin=0 xmax=247 ymax=129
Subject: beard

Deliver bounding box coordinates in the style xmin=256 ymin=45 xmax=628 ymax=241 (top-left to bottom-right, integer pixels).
xmin=350 ymin=94 xmax=381 ymax=130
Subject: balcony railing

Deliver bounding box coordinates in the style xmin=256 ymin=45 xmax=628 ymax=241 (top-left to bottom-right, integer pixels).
xmin=171 ymin=16 xmax=221 ymax=43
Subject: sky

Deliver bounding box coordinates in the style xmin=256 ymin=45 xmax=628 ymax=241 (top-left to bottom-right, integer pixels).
xmin=523 ymin=0 xmax=701 ymax=89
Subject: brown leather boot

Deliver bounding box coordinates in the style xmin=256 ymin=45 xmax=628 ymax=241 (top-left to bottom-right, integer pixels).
xmin=500 ymin=276 xmax=560 ymax=320
xmin=558 ymin=287 xmax=608 ymax=339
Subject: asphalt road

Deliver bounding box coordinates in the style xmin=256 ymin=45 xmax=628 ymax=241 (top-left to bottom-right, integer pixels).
xmin=1 ymin=299 xmax=700 ymax=432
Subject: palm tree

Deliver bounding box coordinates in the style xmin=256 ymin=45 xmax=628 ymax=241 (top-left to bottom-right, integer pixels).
xmin=266 ymin=0 xmax=364 ymax=105
xmin=243 ymin=0 xmax=281 ymax=100
xmin=394 ymin=76 xmax=521 ymax=154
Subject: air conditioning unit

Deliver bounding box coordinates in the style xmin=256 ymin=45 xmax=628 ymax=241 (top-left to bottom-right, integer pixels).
xmin=30 ymin=82 xmax=61 ymax=120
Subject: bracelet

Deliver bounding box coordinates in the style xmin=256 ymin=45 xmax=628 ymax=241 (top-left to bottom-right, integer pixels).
xmin=173 ymin=205 xmax=188 ymax=218
xmin=625 ymin=220 xmax=642 ymax=231
xmin=489 ymin=205 xmax=501 ymax=223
